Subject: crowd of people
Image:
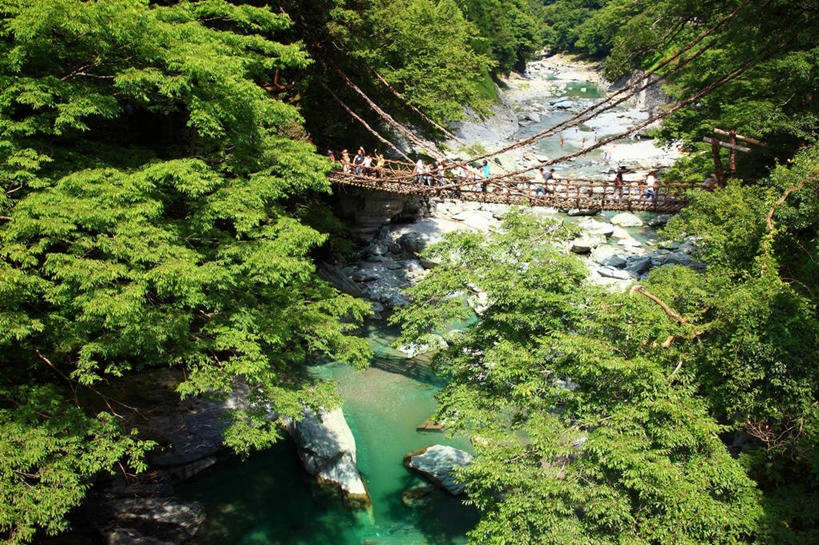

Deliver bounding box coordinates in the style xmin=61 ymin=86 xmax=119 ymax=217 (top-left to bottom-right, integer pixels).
xmin=327 ymin=147 xmax=668 ymax=200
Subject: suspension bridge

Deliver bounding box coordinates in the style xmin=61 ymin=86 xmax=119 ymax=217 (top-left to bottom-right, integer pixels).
xmin=308 ymin=5 xmax=769 ymax=213
xmin=329 ymin=160 xmax=699 ymax=212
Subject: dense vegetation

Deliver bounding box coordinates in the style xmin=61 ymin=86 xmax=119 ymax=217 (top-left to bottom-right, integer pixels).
xmin=536 ymin=0 xmax=818 ymax=178
xmin=0 ymin=1 xmax=375 ymax=542
xmin=1 ymin=0 xmax=817 ymax=544
xmin=395 ymin=145 xmax=819 ymax=543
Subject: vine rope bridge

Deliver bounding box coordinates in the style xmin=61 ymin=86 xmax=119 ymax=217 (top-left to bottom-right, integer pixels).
xmin=329 ymin=159 xmax=703 ymax=213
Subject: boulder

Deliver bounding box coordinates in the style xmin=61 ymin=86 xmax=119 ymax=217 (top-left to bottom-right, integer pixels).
xmin=678 ymin=241 xmax=696 ymax=255
xmin=402 ymin=484 xmax=436 ymax=508
xmin=590 ymin=244 xmax=621 ymax=265
xmin=397 ymin=232 xmax=427 ymax=255
xmin=601 ymin=255 xmax=628 ymax=268
xmin=404 ymin=445 xmax=473 ymax=495
xmin=610 ymin=212 xmax=644 ymax=227
xmin=398 ymin=334 xmax=448 ymax=357
xmin=351 ymin=268 xmax=380 ymax=282
xmin=577 ymin=218 xmax=615 ymax=238
xmin=657 ymin=240 xmax=679 ymax=250
xmin=648 ymin=214 xmax=672 ymax=227
xmin=597 ymin=266 xmax=636 ymax=280
xmin=102 ymin=497 xmax=205 ymax=545
xmin=286 ymin=408 xmax=371 ymax=508
xmin=570 ymin=235 xmax=604 ymax=254
xmin=566 ymin=208 xmax=600 ymax=217
xmin=663 ymin=251 xmax=692 ymax=266
xmin=106 ymin=528 xmax=174 ymax=545
xmin=553 ymin=100 xmax=575 ymax=109
xmin=317 ymin=262 xmax=363 ymax=298
xmin=617 ymin=237 xmax=642 ymax=248
xmin=626 ymin=256 xmax=652 ymax=275
xmin=608 ymin=225 xmax=631 ymax=240
xmin=451 ymin=210 xmax=499 ymax=231
xmin=526 ymin=112 xmax=541 ymax=123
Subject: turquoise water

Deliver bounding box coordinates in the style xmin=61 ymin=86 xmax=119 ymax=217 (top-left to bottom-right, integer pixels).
xmin=179 ymin=322 xmax=478 ymax=545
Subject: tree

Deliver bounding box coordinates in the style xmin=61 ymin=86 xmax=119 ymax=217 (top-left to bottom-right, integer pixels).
xmin=392 ymin=210 xmax=763 ymax=544
xmin=0 ymin=1 xmax=371 ymax=542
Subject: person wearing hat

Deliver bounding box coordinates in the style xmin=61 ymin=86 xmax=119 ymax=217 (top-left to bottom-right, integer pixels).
xmin=341 ymin=149 xmax=350 ymax=173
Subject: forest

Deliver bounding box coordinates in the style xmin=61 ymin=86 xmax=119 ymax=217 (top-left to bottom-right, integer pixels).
xmin=0 ymin=1 xmax=817 ymax=544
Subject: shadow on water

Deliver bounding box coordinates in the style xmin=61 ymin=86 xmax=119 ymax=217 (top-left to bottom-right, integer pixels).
xmin=382 ymin=472 xmax=480 ymax=545
xmin=179 ymin=441 xmax=368 ymax=545
xmin=179 ymin=318 xmax=480 ymax=545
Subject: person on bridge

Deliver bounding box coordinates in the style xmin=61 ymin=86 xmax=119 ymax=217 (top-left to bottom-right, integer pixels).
xmin=341 ymin=149 xmax=350 ymax=173
xmin=353 ymin=147 xmax=365 ymax=175
xmin=480 ymin=160 xmax=490 ymax=192
xmin=643 ymin=171 xmax=657 ymax=199
xmin=536 ymin=168 xmax=554 ymax=195
xmin=327 ymin=149 xmax=335 ymax=162
xmin=413 ymin=157 xmax=424 ymax=184
xmin=374 ymin=153 xmax=385 ymax=180
xmin=362 ymin=151 xmax=373 ymax=176
xmin=613 ymin=166 xmax=626 ymax=198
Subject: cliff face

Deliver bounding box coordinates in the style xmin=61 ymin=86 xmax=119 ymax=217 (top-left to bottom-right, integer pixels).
xmin=607 ymin=70 xmax=672 ymax=115
xmin=445 ymin=86 xmax=519 ymax=149
xmin=333 ymin=186 xmax=430 ymax=241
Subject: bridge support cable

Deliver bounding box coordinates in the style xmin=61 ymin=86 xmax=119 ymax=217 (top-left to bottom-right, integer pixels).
xmin=333 ymin=67 xmax=442 ymax=159
xmin=318 ymin=80 xmax=413 ymax=163
xmin=472 ymin=37 xmax=793 ymax=184
xmin=366 ymin=64 xmax=479 ymax=152
xmin=443 ymin=3 xmax=750 ymax=169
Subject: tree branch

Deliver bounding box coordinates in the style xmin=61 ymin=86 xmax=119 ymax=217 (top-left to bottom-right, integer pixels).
xmin=629 ymin=285 xmax=689 ymax=324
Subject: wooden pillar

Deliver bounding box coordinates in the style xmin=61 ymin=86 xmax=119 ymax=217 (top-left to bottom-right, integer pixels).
xmin=729 ymin=131 xmax=737 ymax=178
xmin=711 ymin=138 xmax=725 ymax=187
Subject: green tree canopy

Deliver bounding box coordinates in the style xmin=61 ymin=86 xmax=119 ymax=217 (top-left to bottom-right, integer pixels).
xmin=0 ymin=1 xmax=371 ymax=542
xmin=393 ymin=210 xmax=764 ymax=544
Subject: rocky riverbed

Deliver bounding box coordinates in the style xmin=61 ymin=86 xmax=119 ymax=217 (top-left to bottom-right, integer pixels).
xmin=334 ymin=52 xmax=692 ymax=315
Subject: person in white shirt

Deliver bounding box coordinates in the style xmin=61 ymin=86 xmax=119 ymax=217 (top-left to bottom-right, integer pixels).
xmin=413 ymin=158 xmax=424 ymax=184
xmin=643 ymin=171 xmax=657 ymax=199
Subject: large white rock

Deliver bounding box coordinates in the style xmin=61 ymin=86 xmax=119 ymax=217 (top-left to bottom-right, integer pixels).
xmin=286 ymin=408 xmax=370 ymax=507
xmin=577 ymin=218 xmax=615 ymax=238
xmin=570 ymin=235 xmax=605 ymax=254
xmin=610 ymin=212 xmax=644 ymax=227
xmin=404 ymin=445 xmax=473 ymax=495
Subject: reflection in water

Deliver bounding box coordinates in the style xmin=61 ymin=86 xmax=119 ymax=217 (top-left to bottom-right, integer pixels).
xmin=179 ymin=321 xmax=479 ymax=545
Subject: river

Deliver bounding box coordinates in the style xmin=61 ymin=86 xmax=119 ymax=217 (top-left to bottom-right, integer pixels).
xmin=178 ymin=322 xmax=479 ymax=545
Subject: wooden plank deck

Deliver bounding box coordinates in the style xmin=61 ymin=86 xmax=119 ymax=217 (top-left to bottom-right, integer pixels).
xmin=329 ymin=167 xmax=698 ymax=213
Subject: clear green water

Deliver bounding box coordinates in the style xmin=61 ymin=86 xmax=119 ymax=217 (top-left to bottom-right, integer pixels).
xmin=179 ymin=322 xmax=478 ymax=545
